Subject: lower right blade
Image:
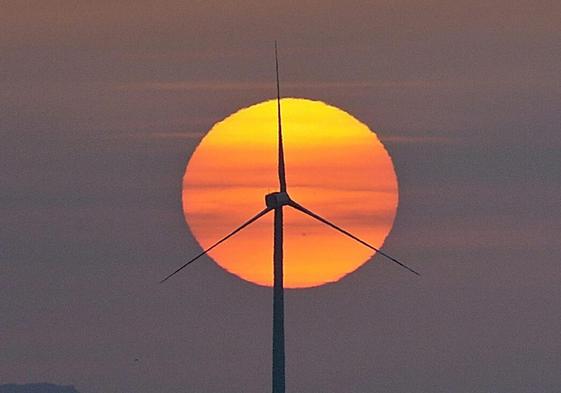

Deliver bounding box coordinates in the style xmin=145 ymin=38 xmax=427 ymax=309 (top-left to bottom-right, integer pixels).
xmin=288 ymin=200 xmax=420 ymax=276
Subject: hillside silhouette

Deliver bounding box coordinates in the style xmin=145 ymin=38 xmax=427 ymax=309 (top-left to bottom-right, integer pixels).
xmin=0 ymin=384 xmax=80 ymax=393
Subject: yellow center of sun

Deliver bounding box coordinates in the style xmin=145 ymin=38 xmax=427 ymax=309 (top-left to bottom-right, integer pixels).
xmin=182 ymin=98 xmax=398 ymax=288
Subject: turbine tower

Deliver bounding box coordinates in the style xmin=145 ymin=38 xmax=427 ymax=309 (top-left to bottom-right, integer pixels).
xmin=161 ymin=42 xmax=420 ymax=393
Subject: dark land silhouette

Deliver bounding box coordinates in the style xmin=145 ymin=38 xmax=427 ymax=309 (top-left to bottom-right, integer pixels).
xmin=0 ymin=384 xmax=80 ymax=393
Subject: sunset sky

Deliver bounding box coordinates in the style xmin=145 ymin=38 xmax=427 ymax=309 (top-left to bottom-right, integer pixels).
xmin=2 ymin=2 xmax=561 ymax=393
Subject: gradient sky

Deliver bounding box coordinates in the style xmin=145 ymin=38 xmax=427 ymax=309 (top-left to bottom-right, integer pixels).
xmin=2 ymin=1 xmax=561 ymax=393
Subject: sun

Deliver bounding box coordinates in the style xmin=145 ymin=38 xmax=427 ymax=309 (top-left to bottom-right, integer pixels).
xmin=182 ymin=98 xmax=398 ymax=288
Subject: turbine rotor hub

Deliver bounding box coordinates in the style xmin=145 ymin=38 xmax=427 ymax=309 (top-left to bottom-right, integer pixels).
xmin=265 ymin=192 xmax=291 ymax=208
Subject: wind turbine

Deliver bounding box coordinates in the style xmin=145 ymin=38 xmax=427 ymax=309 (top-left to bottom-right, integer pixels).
xmin=161 ymin=42 xmax=420 ymax=393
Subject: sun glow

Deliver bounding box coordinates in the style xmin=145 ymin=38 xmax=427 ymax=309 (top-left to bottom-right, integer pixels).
xmin=182 ymin=98 xmax=398 ymax=288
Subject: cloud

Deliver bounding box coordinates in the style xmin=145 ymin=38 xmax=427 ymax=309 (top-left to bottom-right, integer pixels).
xmin=111 ymin=131 xmax=204 ymax=140
xmin=382 ymin=135 xmax=459 ymax=144
xmin=115 ymin=78 xmax=559 ymax=93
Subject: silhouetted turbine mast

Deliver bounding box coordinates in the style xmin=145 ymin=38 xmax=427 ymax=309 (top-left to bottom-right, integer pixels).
xmin=161 ymin=42 xmax=419 ymax=393
xmin=271 ymin=40 xmax=286 ymax=393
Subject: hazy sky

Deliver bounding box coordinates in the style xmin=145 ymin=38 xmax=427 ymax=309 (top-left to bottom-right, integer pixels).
xmin=2 ymin=2 xmax=560 ymax=392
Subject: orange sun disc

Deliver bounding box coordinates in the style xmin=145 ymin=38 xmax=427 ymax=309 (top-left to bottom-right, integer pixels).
xmin=182 ymin=98 xmax=398 ymax=288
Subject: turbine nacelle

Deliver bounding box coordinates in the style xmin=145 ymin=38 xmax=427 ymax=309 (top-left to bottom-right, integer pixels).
xmin=265 ymin=191 xmax=292 ymax=208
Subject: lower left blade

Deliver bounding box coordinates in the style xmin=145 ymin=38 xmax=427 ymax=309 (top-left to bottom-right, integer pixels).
xmin=160 ymin=207 xmax=273 ymax=283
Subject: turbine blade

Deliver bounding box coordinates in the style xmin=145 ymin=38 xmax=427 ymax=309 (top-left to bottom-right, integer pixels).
xmin=160 ymin=207 xmax=273 ymax=283
xmin=288 ymin=201 xmax=420 ymax=276
xmin=274 ymin=41 xmax=287 ymax=192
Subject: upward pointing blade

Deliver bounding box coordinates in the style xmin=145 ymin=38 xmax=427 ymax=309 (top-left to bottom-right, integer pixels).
xmin=275 ymin=41 xmax=287 ymax=192
xmin=288 ymin=200 xmax=420 ymax=276
xmin=160 ymin=207 xmax=273 ymax=283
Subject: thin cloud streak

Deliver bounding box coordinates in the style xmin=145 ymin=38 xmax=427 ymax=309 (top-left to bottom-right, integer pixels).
xmin=382 ymin=135 xmax=459 ymax=145
xmin=114 ymin=131 xmax=205 ymax=140
xmin=127 ymin=129 xmax=458 ymax=146
xmin=116 ymin=78 xmax=559 ymax=92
